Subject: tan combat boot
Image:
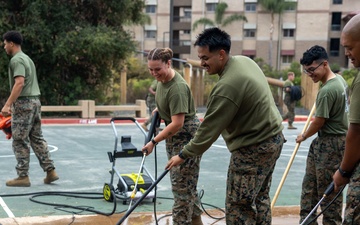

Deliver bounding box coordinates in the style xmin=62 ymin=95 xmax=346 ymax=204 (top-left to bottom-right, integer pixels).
xmin=191 ymin=215 xmax=204 ymax=225
xmin=44 ymin=169 xmax=59 ymax=184
xmin=6 ymin=176 xmax=31 ymax=187
xmin=288 ymin=123 xmax=297 ymax=129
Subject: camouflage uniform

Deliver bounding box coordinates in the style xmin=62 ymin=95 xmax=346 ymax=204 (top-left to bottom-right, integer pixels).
xmin=299 ymin=135 xmax=345 ymax=225
xmin=12 ymin=98 xmax=55 ymax=177
xmin=166 ymin=117 xmax=202 ymax=225
xmin=282 ymin=79 xmax=295 ymax=125
xmin=225 ymin=132 xmax=284 ymax=225
xmin=343 ymin=162 xmax=360 ymax=225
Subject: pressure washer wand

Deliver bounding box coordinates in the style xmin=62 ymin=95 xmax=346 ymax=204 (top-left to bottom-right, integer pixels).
xmin=300 ymin=182 xmax=334 ymax=225
xmin=128 ymin=152 xmax=147 ymax=210
xmin=117 ymin=169 xmax=170 ymax=225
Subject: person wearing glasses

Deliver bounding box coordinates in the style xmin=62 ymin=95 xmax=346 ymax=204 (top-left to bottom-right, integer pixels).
xmin=296 ymin=45 xmax=348 ymax=224
xmin=332 ymin=13 xmax=360 ymax=225
xmin=282 ymin=71 xmax=297 ymax=129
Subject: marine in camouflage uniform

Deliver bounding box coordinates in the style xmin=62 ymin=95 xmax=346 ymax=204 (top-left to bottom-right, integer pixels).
xmin=282 ymin=71 xmax=297 ymax=129
xmin=142 ymin=48 xmax=203 ymax=225
xmin=297 ymin=46 xmax=348 ymax=225
xmin=2 ymin=31 xmax=58 ymax=187
xmin=166 ymin=28 xmax=285 ymax=225
xmin=332 ymin=14 xmax=360 ymax=225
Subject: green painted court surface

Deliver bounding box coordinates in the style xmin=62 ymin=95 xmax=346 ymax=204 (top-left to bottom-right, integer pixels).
xmin=0 ymin=121 xmax=331 ymax=220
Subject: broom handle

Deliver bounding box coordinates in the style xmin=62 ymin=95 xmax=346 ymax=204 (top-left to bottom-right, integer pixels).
xmin=271 ymin=103 xmax=316 ymax=210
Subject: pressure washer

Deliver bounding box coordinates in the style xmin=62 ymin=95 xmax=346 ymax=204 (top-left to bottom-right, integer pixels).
xmin=103 ymin=112 xmax=160 ymax=205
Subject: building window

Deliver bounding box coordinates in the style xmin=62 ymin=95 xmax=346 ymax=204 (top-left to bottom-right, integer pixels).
xmin=282 ymin=55 xmax=294 ymax=64
xmin=184 ymin=8 xmax=191 ymax=18
xmin=330 ymin=38 xmax=340 ymax=56
xmin=245 ymin=3 xmax=257 ymax=12
xmin=145 ymin=30 xmax=156 ymax=39
xmin=331 ymin=12 xmax=342 ymax=31
xmin=146 ymin=5 xmax=156 ymax=13
xmin=283 ymin=29 xmax=295 ymax=37
xmin=244 ymin=29 xmax=256 ymax=37
xmin=206 ymin=3 xmax=217 ymax=12
xmin=333 ymin=0 xmax=342 ymax=4
xmin=284 ymin=4 xmax=296 ymax=11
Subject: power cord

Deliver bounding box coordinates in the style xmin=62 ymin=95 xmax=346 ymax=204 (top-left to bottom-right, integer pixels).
xmin=0 ymin=190 xmax=122 ymax=225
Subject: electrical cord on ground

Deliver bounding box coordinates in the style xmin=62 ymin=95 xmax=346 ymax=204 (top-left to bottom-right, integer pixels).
xmin=0 ymin=190 xmax=123 ymax=223
xmin=154 ymin=189 xmax=226 ymax=223
xmin=303 ymin=185 xmax=346 ymax=225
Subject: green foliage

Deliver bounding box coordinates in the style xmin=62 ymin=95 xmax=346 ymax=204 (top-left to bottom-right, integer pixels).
xmin=342 ymin=68 xmax=358 ymax=87
xmin=0 ymin=0 xmax=147 ymax=106
xmin=192 ymin=2 xmax=247 ymax=30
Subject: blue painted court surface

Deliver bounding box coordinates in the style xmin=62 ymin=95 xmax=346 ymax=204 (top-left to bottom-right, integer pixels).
xmin=0 ymin=120 xmax=341 ymax=223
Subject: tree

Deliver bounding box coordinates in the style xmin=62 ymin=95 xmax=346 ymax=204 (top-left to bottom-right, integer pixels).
xmin=258 ymin=0 xmax=296 ymax=69
xmin=0 ymin=0 xmax=148 ymax=106
xmin=192 ymin=2 xmax=247 ymax=30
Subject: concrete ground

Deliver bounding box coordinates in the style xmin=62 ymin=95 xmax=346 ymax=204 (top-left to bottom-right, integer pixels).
xmin=0 ymin=109 xmax=334 ymax=225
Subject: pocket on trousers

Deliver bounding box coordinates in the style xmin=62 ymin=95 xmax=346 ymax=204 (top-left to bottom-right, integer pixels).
xmin=228 ymin=166 xmax=257 ymax=205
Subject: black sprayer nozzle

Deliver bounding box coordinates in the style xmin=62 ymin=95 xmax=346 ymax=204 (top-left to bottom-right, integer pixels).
xmin=324 ymin=182 xmax=334 ymax=197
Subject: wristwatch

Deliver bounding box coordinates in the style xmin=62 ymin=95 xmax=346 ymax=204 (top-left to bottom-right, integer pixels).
xmin=338 ymin=166 xmax=352 ymax=178
xmin=151 ymin=138 xmax=158 ymax=146
xmin=178 ymin=151 xmax=186 ymax=160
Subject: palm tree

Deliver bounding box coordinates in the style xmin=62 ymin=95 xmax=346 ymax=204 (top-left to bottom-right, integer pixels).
xmin=192 ymin=2 xmax=247 ymax=30
xmin=258 ymin=0 xmax=296 ymax=68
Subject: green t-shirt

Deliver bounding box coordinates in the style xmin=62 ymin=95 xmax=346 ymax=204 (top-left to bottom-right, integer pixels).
xmin=147 ymin=79 xmax=158 ymax=103
xmin=315 ymin=75 xmax=348 ymax=135
xmin=8 ymin=51 xmax=40 ymax=97
xmin=155 ymin=72 xmax=196 ymax=124
xmin=349 ymin=71 xmax=360 ymax=124
xmin=182 ymin=55 xmax=284 ymax=158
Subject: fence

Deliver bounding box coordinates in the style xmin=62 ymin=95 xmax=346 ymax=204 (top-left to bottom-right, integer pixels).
xmin=41 ymin=100 xmax=147 ymax=119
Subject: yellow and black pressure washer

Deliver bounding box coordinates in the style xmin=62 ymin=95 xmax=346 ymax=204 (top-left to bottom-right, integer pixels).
xmin=103 ymin=113 xmax=160 ymax=204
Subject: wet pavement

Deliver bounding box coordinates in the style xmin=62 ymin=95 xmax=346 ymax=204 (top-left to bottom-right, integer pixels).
xmin=0 ymin=114 xmax=333 ymax=225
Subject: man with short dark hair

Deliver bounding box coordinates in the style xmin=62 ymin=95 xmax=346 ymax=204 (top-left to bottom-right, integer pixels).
xmin=296 ymin=45 xmax=348 ymax=224
xmin=1 ymin=30 xmax=59 ymax=187
xmin=165 ymin=27 xmax=285 ymax=224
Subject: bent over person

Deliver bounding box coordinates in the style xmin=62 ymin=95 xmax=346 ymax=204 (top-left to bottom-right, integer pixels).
xmin=141 ymin=48 xmax=203 ymax=225
xmin=164 ymin=28 xmax=285 ymax=225
xmin=1 ymin=31 xmax=59 ymax=187
xmin=296 ymin=45 xmax=348 ymax=225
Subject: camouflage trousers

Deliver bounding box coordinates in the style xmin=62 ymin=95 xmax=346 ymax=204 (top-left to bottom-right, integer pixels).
xmin=282 ymin=95 xmax=295 ymax=124
xmin=226 ymin=132 xmax=284 ymax=225
xmin=300 ymin=135 xmax=345 ymax=225
xmin=166 ymin=117 xmax=202 ymax=225
xmin=11 ymin=98 xmax=55 ymax=177
xmin=343 ymin=162 xmax=360 ymax=225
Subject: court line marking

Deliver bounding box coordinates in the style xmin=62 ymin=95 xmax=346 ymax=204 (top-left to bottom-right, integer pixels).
xmin=0 ymin=196 xmax=14 ymax=218
xmin=0 ymin=145 xmax=58 ymax=158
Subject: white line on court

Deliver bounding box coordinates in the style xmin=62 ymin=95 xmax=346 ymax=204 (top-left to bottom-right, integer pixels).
xmin=0 ymin=145 xmax=58 ymax=158
xmin=0 ymin=196 xmax=15 ymax=218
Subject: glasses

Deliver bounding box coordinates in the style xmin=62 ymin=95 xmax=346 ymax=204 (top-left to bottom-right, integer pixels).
xmin=303 ymin=61 xmax=325 ymax=75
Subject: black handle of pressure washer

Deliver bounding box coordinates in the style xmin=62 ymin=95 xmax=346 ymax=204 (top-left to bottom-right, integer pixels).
xmin=145 ymin=111 xmax=160 ymax=144
xmin=324 ymin=182 xmax=334 ymax=197
xmin=110 ymin=117 xmax=137 ymax=123
xmin=116 ymin=169 xmax=170 ymax=225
